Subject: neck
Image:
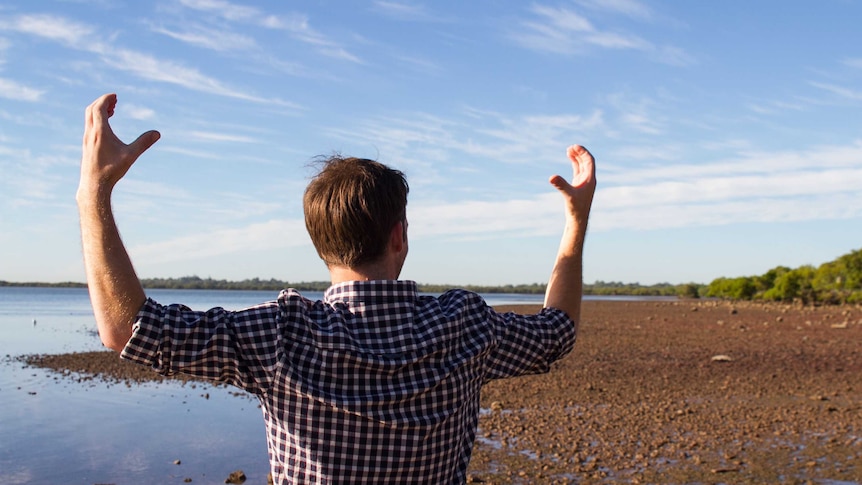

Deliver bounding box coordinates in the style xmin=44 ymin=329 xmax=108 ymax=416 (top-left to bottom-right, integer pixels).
xmin=328 ymin=264 xmax=397 ymax=285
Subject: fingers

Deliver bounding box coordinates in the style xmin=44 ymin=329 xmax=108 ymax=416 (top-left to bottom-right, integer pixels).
xmin=88 ymin=93 xmax=117 ymax=126
xmin=129 ymin=130 xmax=161 ymax=160
xmin=566 ymin=144 xmax=595 ymax=188
xmin=84 ymin=93 xmax=118 ymax=142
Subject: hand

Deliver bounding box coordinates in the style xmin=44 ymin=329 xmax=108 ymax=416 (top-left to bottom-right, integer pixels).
xmin=549 ymin=144 xmax=596 ymax=226
xmin=79 ymin=93 xmax=160 ymax=198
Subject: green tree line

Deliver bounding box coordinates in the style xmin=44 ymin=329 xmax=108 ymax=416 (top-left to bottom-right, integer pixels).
xmin=132 ymin=277 xmax=708 ymax=298
xmin=0 ymin=275 xmax=705 ymax=298
xmin=705 ymin=248 xmax=862 ymax=304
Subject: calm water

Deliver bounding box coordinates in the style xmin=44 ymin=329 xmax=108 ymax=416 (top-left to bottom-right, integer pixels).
xmin=0 ymin=286 xmax=648 ymax=484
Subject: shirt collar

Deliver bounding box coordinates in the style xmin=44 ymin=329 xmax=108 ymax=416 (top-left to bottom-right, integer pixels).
xmin=324 ymin=280 xmax=419 ymax=304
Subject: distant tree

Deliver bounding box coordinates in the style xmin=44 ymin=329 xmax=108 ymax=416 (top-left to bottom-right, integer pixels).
xmin=763 ymin=265 xmax=815 ymax=303
xmin=706 ymin=276 xmax=756 ymax=300
xmin=676 ymin=283 xmax=701 ymax=299
xmin=754 ymin=266 xmax=791 ymax=295
xmin=837 ymin=249 xmax=862 ymax=289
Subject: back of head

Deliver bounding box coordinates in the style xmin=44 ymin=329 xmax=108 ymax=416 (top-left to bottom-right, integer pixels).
xmin=304 ymin=156 xmax=409 ymax=268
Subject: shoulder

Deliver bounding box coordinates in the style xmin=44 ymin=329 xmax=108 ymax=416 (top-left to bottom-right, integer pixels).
xmin=435 ymin=288 xmax=486 ymax=308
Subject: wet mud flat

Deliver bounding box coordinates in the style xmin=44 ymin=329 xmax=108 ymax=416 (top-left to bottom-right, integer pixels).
xmin=20 ymin=300 xmax=862 ymax=484
xmin=473 ymin=300 xmax=862 ymax=484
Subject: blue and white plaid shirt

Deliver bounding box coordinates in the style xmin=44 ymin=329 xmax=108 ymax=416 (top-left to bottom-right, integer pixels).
xmin=122 ymin=280 xmax=576 ymax=484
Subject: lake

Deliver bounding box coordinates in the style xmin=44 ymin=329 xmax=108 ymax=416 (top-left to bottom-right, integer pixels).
xmin=0 ymin=286 xmax=665 ymax=484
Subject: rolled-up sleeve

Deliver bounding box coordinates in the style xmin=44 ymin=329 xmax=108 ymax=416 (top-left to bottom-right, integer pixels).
xmin=120 ymin=298 xmax=280 ymax=395
xmin=484 ymin=307 xmax=577 ymax=381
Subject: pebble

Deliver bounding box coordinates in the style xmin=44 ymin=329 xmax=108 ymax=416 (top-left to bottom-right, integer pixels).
xmin=225 ymin=470 xmax=246 ymax=484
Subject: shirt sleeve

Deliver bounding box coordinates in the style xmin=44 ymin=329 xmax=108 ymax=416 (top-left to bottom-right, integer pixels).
xmin=120 ymin=297 xmax=280 ymax=395
xmin=483 ymin=306 xmax=577 ymax=381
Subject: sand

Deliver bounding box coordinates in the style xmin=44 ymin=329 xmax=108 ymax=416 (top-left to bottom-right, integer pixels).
xmin=20 ymin=300 xmax=862 ymax=484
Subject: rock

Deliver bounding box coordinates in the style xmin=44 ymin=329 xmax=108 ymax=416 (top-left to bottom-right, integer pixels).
xmin=173 ymin=459 xmax=182 ymax=465
xmin=225 ymin=470 xmax=246 ymax=484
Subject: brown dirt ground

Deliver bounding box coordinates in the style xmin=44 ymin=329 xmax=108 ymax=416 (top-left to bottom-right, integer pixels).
xmin=21 ymin=300 xmax=862 ymax=484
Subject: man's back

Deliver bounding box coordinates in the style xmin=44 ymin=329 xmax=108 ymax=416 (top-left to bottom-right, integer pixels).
xmin=123 ymin=280 xmax=575 ymax=483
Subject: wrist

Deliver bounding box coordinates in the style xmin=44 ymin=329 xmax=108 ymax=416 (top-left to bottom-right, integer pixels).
xmin=76 ymin=183 xmax=113 ymax=212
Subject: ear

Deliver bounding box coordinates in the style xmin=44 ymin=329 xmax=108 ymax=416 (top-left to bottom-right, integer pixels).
xmin=388 ymin=221 xmax=405 ymax=253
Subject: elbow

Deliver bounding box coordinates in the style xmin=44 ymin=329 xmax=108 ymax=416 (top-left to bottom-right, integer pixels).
xmin=98 ymin=327 xmax=132 ymax=352
xmin=100 ymin=336 xmax=127 ymax=353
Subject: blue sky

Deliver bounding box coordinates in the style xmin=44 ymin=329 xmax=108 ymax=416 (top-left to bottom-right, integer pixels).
xmin=1 ymin=0 xmax=861 ymax=286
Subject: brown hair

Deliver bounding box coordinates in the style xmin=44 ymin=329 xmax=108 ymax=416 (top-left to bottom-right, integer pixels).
xmin=303 ymin=156 xmax=409 ymax=268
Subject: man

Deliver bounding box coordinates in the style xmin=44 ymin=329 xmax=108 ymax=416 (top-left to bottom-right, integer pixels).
xmin=78 ymin=93 xmax=596 ymax=484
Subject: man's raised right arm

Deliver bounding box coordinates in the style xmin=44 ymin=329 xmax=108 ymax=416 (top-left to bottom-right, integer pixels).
xmin=543 ymin=145 xmax=596 ymax=329
xmin=78 ymin=93 xmax=160 ymax=351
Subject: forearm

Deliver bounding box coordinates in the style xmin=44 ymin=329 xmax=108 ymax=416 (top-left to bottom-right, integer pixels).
xmin=78 ymin=188 xmax=145 ymax=352
xmin=543 ymin=221 xmax=586 ymax=326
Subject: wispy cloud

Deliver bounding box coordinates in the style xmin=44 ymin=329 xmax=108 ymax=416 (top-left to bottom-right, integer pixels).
xmin=177 ymin=0 xmax=259 ymax=21
xmin=149 ymin=23 xmax=256 ymax=52
xmin=0 ymin=77 xmax=43 ymax=101
xmin=328 ymin=108 xmax=604 ymax=169
xmin=747 ymin=98 xmax=807 ymax=116
xmin=117 ymin=178 xmax=282 ymax=223
xmin=603 ymin=141 xmax=862 ymax=184
xmin=0 ymin=37 xmax=9 ymax=65
xmin=176 ymin=0 xmax=362 ymax=63
xmin=6 ymin=13 xmax=93 ymax=44
xmin=279 ymin=15 xmax=363 ymax=64
xmin=0 ymin=14 xmax=301 ymax=108
xmin=130 ymin=218 xmax=310 ymax=263
xmin=186 ymin=130 xmax=257 ymax=143
xmin=575 ymin=0 xmax=653 ymax=20
xmin=0 ymin=145 xmax=72 ymax=207
xmin=124 ymin=103 xmax=156 ymax=120
xmin=414 ymin=144 xmax=862 ymax=237
xmin=102 ymin=47 xmax=296 ymax=106
xmin=591 ymin=141 xmax=862 ymax=230
xmin=594 ymin=192 xmax=862 ymax=232
xmin=810 ymin=81 xmax=862 ymax=101
xmin=510 ymin=3 xmax=693 ymax=66
xmin=372 ymin=1 xmax=443 ymax=22
xmin=393 ymin=54 xmax=444 ymax=75
xmin=520 ymin=4 xmax=649 ymax=51
xmin=158 ymin=145 xmax=224 ymax=160
xmin=649 ymin=45 xmax=696 ymax=67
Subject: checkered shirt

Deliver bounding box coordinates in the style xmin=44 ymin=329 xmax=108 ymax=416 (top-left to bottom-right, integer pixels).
xmin=122 ymin=280 xmax=576 ymax=484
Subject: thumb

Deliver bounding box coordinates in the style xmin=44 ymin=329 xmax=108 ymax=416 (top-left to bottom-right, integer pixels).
xmin=548 ymin=174 xmax=573 ymax=194
xmin=128 ymin=130 xmax=161 ymax=160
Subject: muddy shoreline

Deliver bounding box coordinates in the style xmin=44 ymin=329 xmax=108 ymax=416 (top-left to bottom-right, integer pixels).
xmin=20 ymin=300 xmax=862 ymax=484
